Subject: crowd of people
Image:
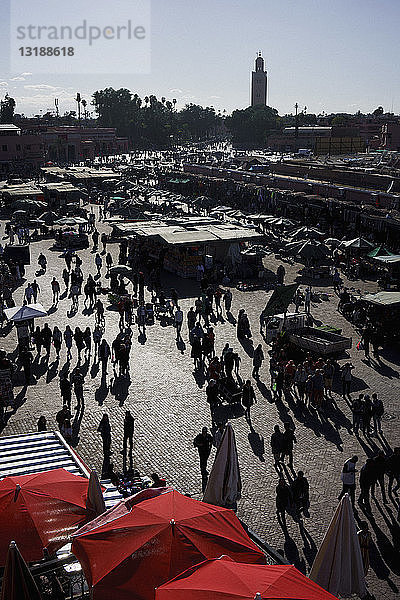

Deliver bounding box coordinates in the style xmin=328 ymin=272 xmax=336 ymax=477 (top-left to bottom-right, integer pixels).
xmin=0 ymin=174 xmax=398 ymax=593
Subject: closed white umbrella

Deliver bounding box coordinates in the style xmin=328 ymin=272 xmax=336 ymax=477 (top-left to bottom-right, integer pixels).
xmin=203 ymin=423 xmax=241 ymax=508
xmin=86 ymin=470 xmax=106 ymax=521
xmin=309 ymin=494 xmax=367 ymax=598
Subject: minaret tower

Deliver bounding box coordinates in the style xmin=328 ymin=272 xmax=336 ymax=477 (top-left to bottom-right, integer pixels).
xmin=251 ymin=51 xmax=267 ymax=107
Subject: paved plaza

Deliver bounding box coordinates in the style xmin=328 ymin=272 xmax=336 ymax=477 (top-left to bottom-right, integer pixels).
xmin=1 ymin=211 xmax=399 ymax=599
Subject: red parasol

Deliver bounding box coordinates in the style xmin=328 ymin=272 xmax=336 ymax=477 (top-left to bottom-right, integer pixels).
xmin=155 ymin=555 xmax=340 ymax=600
xmin=72 ymin=489 xmax=266 ymax=600
xmin=0 ymin=469 xmax=91 ymax=565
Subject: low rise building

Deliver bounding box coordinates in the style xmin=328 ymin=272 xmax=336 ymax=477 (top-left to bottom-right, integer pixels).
xmin=0 ymin=124 xmax=44 ymax=174
xmin=42 ymin=126 xmax=129 ymax=162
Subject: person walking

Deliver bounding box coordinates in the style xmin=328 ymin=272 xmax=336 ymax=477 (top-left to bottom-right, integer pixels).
xmin=99 ymin=339 xmax=111 ymax=376
xmin=357 ymin=521 xmax=372 ymax=576
xmin=282 ymin=422 xmax=297 ymax=468
xmin=31 ymin=280 xmax=40 ymax=303
xmin=70 ymin=283 xmax=80 ymax=311
xmin=38 ymin=253 xmax=47 ymax=273
xmin=193 ymin=427 xmax=213 ymax=492
xmin=52 ymin=326 xmax=62 ymax=358
xmin=351 ymin=395 xmax=364 ymax=435
xmin=294 ymin=363 xmax=307 ymax=402
xmin=291 ymin=471 xmax=310 ymax=519
xmin=340 ymin=362 xmax=354 ymax=398
xmin=362 ymin=394 xmax=373 ymax=436
xmin=242 ymin=380 xmax=256 ymax=424
xmin=187 ymin=307 xmax=196 ymax=332
xmin=92 ymin=229 xmax=99 ymax=251
xmin=275 ymin=367 xmax=285 ymax=402
xmin=191 ymin=335 xmax=202 ymax=370
xmin=371 ymin=393 xmax=384 ymax=435
xmin=105 ymin=251 xmax=113 ymax=273
xmin=137 ymin=302 xmax=146 ymax=335
xmin=338 ymin=455 xmax=358 ymax=506
xmin=371 ymin=450 xmax=387 ymax=504
xmin=358 ymin=458 xmax=375 ymax=514
xmin=74 ymin=327 xmax=84 ymax=362
xmin=323 ymin=359 xmax=334 ymax=397
xmin=93 ymin=325 xmax=103 ymax=357
xmin=304 ymin=287 xmax=311 ymax=315
xmin=56 ymin=404 xmax=71 ymax=432
xmin=276 ymin=478 xmax=292 ymax=528
xmin=62 ymin=267 xmax=70 ymax=291
xmin=174 ymin=306 xmax=184 ymax=340
xmin=51 ymin=277 xmax=60 ymax=305
xmin=252 ymin=344 xmax=264 ymax=379
xmin=24 ymin=283 xmax=34 ymax=304
xmin=41 ymin=323 xmax=52 ymax=357
xmin=95 ymin=253 xmax=102 ymax=276
xmin=386 ymin=447 xmax=400 ymax=495
xmin=101 ymin=232 xmax=107 ymax=253
xmin=122 ymin=410 xmax=135 ymax=455
xmin=60 ymin=373 xmax=72 ymax=409
xmin=33 ymin=325 xmax=42 ymax=355
xmin=83 ymin=327 xmax=92 ymax=357
xmin=71 ymin=367 xmax=84 ymax=410
xmin=20 ymin=349 xmax=33 ymax=384
xmin=98 ymin=413 xmax=112 ymax=457
xmin=206 ymin=379 xmax=220 ymax=426
xmin=64 ymin=325 xmax=73 ymax=361
xmin=270 ymin=425 xmax=284 ymax=469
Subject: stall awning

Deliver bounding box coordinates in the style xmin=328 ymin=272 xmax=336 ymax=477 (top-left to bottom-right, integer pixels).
xmin=371 ymin=254 xmax=400 ymax=264
xmin=362 ymin=291 xmax=400 ymax=306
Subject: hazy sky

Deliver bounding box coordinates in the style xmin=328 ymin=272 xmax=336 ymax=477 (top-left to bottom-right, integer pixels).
xmin=1 ymin=0 xmax=399 ymax=117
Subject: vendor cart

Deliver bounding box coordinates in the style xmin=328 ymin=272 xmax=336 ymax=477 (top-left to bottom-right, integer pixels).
xmin=53 ymin=230 xmax=89 ymax=250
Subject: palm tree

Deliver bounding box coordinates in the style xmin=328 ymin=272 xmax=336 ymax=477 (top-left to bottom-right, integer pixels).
xmin=81 ymin=99 xmax=87 ymax=122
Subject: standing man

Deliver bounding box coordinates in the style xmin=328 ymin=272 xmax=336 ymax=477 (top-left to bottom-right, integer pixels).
xmin=338 ymin=455 xmax=358 ymax=506
xmin=193 ymin=427 xmax=213 ymax=492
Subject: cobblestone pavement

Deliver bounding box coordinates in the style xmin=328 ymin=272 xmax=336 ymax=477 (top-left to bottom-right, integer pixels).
xmin=1 ymin=211 xmax=399 ymax=599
